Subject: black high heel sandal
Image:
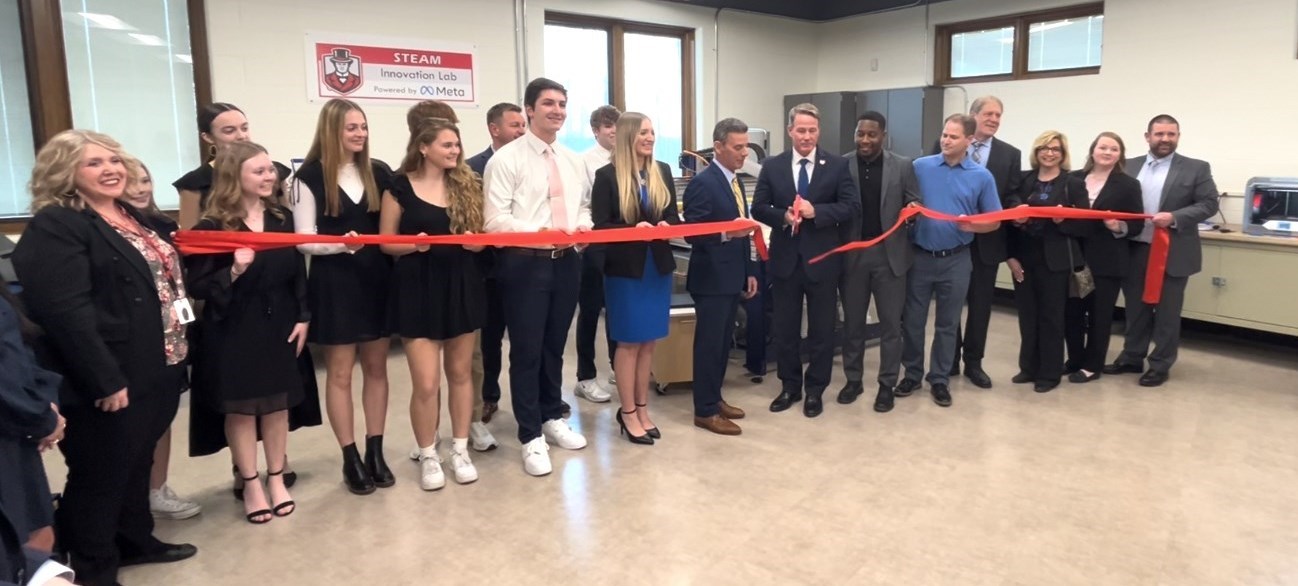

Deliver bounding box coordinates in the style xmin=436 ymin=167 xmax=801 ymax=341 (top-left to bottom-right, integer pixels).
xmin=233 ymin=456 xmax=295 ymax=501
xmin=615 ymin=409 xmax=654 ymax=445
xmin=636 ymin=402 xmax=661 ymax=439
xmin=240 ymin=473 xmax=271 ymax=525
xmin=266 ymin=469 xmax=296 ymax=517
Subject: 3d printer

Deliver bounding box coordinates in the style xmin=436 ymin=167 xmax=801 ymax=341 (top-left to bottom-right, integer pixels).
xmin=1243 ymin=177 xmax=1298 ymax=237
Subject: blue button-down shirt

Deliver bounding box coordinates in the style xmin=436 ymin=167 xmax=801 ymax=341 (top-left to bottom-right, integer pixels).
xmin=912 ymin=154 xmax=1002 ymax=251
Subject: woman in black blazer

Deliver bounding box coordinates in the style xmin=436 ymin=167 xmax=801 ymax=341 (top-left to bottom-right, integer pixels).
xmin=12 ymin=130 xmax=196 ymax=586
xmin=1007 ymin=130 xmax=1090 ymax=393
xmin=590 ymin=112 xmax=681 ymax=445
xmin=1066 ymin=132 xmax=1144 ymax=383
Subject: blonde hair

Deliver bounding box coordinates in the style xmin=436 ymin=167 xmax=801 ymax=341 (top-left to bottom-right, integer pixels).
xmin=611 ymin=112 xmax=669 ymax=224
xmin=304 ymin=98 xmax=381 ymax=216
xmin=399 ymin=118 xmax=483 ymax=234
xmin=1029 ymin=130 xmax=1072 ymax=171
xmin=29 ymin=130 xmax=141 ymax=213
xmin=124 ymin=156 xmax=165 ymax=218
xmin=201 ymin=141 xmax=286 ymax=231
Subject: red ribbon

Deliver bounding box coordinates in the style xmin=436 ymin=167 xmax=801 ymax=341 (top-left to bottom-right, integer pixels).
xmin=174 ymin=219 xmax=769 ymax=261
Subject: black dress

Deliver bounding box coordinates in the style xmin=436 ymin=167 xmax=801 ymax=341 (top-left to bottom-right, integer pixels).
xmin=387 ymin=175 xmax=485 ymax=340
xmin=293 ymin=160 xmax=393 ymax=344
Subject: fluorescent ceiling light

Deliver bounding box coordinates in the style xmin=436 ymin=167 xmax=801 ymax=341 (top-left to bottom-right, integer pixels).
xmin=175 ymin=54 xmax=193 ymax=63
xmin=77 ymin=12 xmax=134 ymax=31
xmin=128 ymin=33 xmax=167 ymax=46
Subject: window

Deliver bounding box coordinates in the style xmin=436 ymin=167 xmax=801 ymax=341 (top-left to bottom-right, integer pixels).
xmin=543 ymin=13 xmax=695 ymax=175
xmin=936 ymin=3 xmax=1103 ymax=84
xmin=1 ymin=1 xmax=37 ymax=219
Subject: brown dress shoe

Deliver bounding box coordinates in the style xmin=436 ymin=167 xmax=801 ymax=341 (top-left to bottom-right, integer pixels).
xmin=718 ymin=400 xmax=745 ymax=420
xmin=481 ymin=402 xmax=499 ymax=423
xmin=694 ymin=414 xmax=741 ymax=436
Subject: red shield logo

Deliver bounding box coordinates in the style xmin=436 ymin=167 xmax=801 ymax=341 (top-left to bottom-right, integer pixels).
xmin=322 ymin=47 xmax=362 ymax=95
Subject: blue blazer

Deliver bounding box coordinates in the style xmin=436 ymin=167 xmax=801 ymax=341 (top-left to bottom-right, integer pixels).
xmin=467 ymin=147 xmax=493 ymax=177
xmin=683 ymin=163 xmax=755 ymax=296
xmin=751 ymin=147 xmax=860 ymax=282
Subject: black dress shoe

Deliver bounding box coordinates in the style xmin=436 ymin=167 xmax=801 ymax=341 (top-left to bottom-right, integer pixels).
xmin=341 ymin=443 xmax=376 ymax=495
xmin=963 ymin=363 xmax=993 ymax=389
xmin=837 ymin=382 xmax=864 ymax=404
xmin=1011 ymin=372 xmax=1035 ymax=384
xmin=873 ymin=385 xmax=894 ymax=413
xmin=119 ymin=543 xmax=198 ymax=567
xmin=1068 ymin=371 xmax=1101 ymax=384
xmin=1139 ymin=370 xmax=1169 ymax=387
xmin=769 ymin=390 xmax=803 ymax=412
xmin=1103 ymin=362 xmax=1143 ymax=375
xmin=894 ymin=379 xmax=920 ymax=398
xmin=931 ymin=384 xmax=952 ymax=407
xmin=803 ymin=395 xmax=824 ymax=418
xmin=365 ymin=435 xmax=396 ymax=488
xmin=1034 ymin=381 xmax=1059 ymax=393
xmin=1063 ymin=361 xmax=1083 ymax=375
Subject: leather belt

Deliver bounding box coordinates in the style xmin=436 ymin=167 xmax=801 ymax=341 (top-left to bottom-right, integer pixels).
xmin=914 ymin=242 xmax=970 ymax=258
xmin=501 ymin=246 xmax=575 ymax=259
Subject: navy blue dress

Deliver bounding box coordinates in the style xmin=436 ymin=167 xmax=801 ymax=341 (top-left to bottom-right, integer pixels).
xmin=603 ymin=184 xmax=672 ymax=343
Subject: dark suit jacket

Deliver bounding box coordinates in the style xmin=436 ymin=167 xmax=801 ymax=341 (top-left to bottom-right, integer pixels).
xmin=590 ymin=161 xmax=682 ymax=279
xmin=840 ymin=150 xmax=922 ymax=277
xmin=1008 ymin=171 xmax=1090 ymax=273
xmin=1124 ymin=153 xmax=1219 ymax=277
xmin=12 ymin=205 xmax=175 ymax=407
xmin=751 ymin=147 xmax=861 ymax=282
xmin=1069 ymin=170 xmax=1144 ymax=278
xmin=682 ymin=163 xmax=756 ymax=296
xmin=467 ymin=147 xmax=493 ymax=177
xmin=932 ymin=137 xmax=1022 ymax=265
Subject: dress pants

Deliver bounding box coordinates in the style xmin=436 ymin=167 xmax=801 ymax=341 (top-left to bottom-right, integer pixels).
xmin=771 ymin=263 xmax=837 ymax=397
xmin=692 ymin=293 xmax=741 ymax=417
xmin=1117 ymin=242 xmax=1189 ymax=374
xmin=1013 ymin=262 xmax=1068 ymax=384
xmin=839 ymin=247 xmax=906 ymax=389
xmin=1064 ymin=276 xmax=1123 ymax=373
xmin=479 ymin=276 xmax=506 ymax=405
xmin=57 ymin=365 xmax=184 ymax=586
xmin=497 ymin=251 xmax=580 ymax=443
xmin=953 ymin=252 xmax=999 ymax=367
xmin=743 ymin=260 xmax=769 ymax=376
xmin=575 ymin=251 xmax=615 ymax=381
xmin=901 ymin=249 xmax=972 ymax=386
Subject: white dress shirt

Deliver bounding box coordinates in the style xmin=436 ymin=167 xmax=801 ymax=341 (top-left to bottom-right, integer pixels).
xmin=582 ymin=144 xmax=612 ymax=187
xmin=483 ymin=130 xmax=593 ymax=237
xmin=1133 ymin=152 xmax=1173 ymax=243
xmin=967 ymin=137 xmax=993 ymax=168
xmin=791 ymin=148 xmax=817 ymax=192
xmin=291 ymin=162 xmax=367 ymax=255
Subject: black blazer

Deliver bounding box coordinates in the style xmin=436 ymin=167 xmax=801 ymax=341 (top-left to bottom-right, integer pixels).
xmin=751 ymin=147 xmax=861 ymax=283
xmin=12 ymin=205 xmax=174 ymax=407
xmin=1008 ymin=171 xmax=1089 ymax=273
xmin=467 ymin=147 xmax=493 ymax=177
xmin=1069 ymin=170 xmax=1144 ymax=278
xmin=932 ymin=137 xmax=1022 ymax=265
xmin=590 ymin=161 xmax=681 ymax=279
xmin=682 ymin=162 xmax=756 ymax=296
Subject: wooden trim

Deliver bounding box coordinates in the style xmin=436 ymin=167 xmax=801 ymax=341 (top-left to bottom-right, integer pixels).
xmin=934 ymin=2 xmax=1104 ymax=85
xmin=188 ymin=0 xmax=212 ymax=109
xmin=17 ymin=0 xmax=72 ymax=147
xmin=610 ymin=23 xmax=626 ymax=109
xmin=545 ymin=11 xmax=693 ymax=37
xmin=680 ymin=29 xmax=695 ymax=153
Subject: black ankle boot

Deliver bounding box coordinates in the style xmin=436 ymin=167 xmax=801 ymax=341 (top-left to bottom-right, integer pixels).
xmin=365 ymin=435 xmax=396 ymax=488
xmin=341 ymin=443 xmax=376 ymax=495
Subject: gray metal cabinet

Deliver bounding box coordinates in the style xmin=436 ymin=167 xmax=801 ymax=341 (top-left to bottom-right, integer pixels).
xmin=783 ymin=87 xmax=943 ymax=160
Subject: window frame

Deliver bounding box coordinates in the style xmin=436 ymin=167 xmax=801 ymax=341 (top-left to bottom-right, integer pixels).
xmin=543 ymin=11 xmax=696 ymax=158
xmin=3 ymin=0 xmax=211 ymax=233
xmin=934 ymin=2 xmax=1104 ymax=85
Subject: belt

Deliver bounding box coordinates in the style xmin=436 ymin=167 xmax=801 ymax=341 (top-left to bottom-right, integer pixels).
xmin=914 ymin=242 xmax=970 ymax=258
xmin=501 ymin=246 xmax=576 ymax=259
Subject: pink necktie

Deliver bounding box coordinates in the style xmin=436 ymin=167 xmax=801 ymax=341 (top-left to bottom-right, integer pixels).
xmin=544 ymin=148 xmax=569 ymax=232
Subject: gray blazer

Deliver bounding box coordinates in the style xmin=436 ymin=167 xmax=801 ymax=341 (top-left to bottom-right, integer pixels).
xmin=841 ymin=150 xmax=922 ymax=277
xmin=1124 ymin=153 xmax=1219 ymax=277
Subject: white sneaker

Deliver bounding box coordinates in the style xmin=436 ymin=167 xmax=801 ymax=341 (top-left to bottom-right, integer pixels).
xmin=522 ymin=437 xmax=552 ymax=476
xmin=450 ymin=447 xmax=479 ymax=484
xmin=149 ymin=484 xmax=201 ymax=520
xmin=469 ymin=421 xmax=498 ymax=452
xmin=574 ymin=379 xmax=612 ymax=403
xmin=419 ymin=452 xmax=446 ymax=491
xmin=541 ymin=418 xmax=587 ymax=450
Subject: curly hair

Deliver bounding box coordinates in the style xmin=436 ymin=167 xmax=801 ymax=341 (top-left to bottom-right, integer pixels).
xmin=399 ymin=118 xmax=483 ymax=234
xmin=29 ymin=130 xmax=141 ymax=213
xmin=201 ymin=141 xmax=286 ymax=231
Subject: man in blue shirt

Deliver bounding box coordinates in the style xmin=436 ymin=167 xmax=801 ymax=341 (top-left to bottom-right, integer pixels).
xmin=897 ymin=114 xmax=1001 ymax=407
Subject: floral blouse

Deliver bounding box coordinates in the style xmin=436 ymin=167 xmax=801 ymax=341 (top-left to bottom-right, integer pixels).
xmin=111 ymin=220 xmax=190 ymax=365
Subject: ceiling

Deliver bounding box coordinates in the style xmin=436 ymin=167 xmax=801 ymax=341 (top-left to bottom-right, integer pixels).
xmin=657 ymin=0 xmax=950 ymax=22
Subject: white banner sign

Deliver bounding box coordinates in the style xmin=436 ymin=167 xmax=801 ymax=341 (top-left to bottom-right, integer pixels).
xmin=304 ymin=32 xmax=477 ymax=106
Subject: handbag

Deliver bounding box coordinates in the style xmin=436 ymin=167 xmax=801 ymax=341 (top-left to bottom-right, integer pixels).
xmin=1061 ymin=181 xmax=1095 ymax=298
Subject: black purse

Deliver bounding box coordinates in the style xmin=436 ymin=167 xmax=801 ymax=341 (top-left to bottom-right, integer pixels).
xmin=1061 ymin=180 xmax=1095 ymax=298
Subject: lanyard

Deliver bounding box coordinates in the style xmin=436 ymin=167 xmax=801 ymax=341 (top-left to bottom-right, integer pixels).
xmin=103 ymin=211 xmax=183 ymax=296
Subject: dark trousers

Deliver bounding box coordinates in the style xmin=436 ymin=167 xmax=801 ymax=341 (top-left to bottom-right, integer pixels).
xmin=839 ymin=247 xmax=906 ymax=389
xmin=1065 ymin=275 xmax=1123 ymax=373
xmin=57 ymin=366 xmax=183 ymax=586
xmin=743 ymin=260 xmax=769 ymax=376
xmin=575 ymin=251 xmax=615 ymax=381
xmin=1013 ymin=264 xmax=1068 ymax=384
xmin=1117 ymin=242 xmax=1189 ymax=373
xmin=771 ymin=263 xmax=837 ymax=397
xmin=480 ymin=277 xmax=506 ymax=404
xmin=954 ymin=257 xmax=999 ymax=367
xmin=497 ymin=251 xmax=580 ymax=443
xmin=692 ymin=293 xmax=741 ymax=417
xmin=902 ymin=249 xmax=972 ymax=386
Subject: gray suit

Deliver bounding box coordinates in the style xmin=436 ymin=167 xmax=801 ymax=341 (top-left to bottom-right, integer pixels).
xmin=1117 ymin=152 xmax=1218 ymax=373
xmin=838 ymin=150 xmax=922 ymax=388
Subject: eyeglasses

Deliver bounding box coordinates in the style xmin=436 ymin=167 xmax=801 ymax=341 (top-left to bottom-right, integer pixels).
xmin=1036 ymin=146 xmax=1063 ymax=154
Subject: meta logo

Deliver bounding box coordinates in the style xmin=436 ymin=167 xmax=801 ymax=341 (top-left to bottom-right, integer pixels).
xmin=419 ymin=86 xmax=468 ymax=97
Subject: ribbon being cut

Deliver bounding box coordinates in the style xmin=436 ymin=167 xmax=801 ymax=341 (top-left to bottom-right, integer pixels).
xmin=175 ymin=205 xmax=1169 ymax=303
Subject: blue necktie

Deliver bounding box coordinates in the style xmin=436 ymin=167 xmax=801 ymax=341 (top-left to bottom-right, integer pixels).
xmin=797 ymin=158 xmax=810 ymax=197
